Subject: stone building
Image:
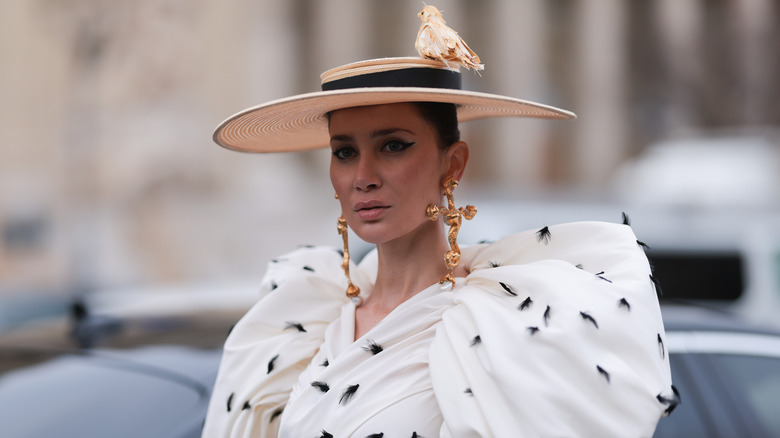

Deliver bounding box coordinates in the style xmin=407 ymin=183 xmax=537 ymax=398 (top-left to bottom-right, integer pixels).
xmin=1 ymin=0 xmax=778 ymax=296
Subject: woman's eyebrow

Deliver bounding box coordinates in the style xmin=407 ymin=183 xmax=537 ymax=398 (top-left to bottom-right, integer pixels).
xmin=372 ymin=128 xmax=414 ymax=138
xmin=330 ymin=134 xmax=353 ymax=143
xmin=330 ymin=128 xmax=414 ymax=144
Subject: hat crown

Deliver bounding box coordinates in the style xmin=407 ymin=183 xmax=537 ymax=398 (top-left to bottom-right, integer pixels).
xmin=320 ymin=57 xmax=463 ymax=93
xmin=321 ymin=57 xmax=459 ymax=85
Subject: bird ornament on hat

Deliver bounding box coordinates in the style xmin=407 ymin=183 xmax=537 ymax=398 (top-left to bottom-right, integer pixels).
xmin=415 ymin=5 xmax=484 ymax=71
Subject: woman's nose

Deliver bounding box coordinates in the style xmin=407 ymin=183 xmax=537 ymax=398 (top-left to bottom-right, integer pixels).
xmin=354 ymin=155 xmax=381 ymax=191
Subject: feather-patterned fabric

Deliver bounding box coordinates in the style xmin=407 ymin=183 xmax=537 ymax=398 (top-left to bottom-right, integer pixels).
xmin=202 ymin=222 xmax=672 ymax=437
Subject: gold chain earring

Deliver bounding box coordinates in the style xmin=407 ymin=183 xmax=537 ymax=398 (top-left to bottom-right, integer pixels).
xmin=426 ymin=176 xmax=476 ymax=288
xmin=336 ymin=194 xmax=361 ymax=303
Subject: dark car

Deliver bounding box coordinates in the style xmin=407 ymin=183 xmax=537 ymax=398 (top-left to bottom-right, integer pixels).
xmin=0 ymin=298 xmax=239 ymax=438
xmin=653 ymin=304 xmax=780 ymax=437
xmin=0 ymin=345 xmax=221 ymax=438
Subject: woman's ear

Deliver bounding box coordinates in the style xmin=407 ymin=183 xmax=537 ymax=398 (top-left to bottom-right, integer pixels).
xmin=446 ymin=141 xmax=469 ymax=181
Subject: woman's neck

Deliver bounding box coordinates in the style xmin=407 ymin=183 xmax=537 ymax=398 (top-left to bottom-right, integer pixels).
xmin=354 ymin=222 xmax=456 ymax=339
xmin=374 ymin=236 xmax=448 ymax=304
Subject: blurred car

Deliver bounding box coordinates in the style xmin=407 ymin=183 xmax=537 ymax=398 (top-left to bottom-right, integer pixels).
xmin=0 ymin=345 xmax=220 ymax=438
xmin=0 ymin=288 xmax=248 ymax=438
xmin=654 ymin=304 xmax=780 ymax=437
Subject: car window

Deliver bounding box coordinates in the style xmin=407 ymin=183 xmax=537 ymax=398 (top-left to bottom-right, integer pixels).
xmin=653 ymin=355 xmax=715 ymax=438
xmin=774 ymin=250 xmax=780 ymax=298
xmin=708 ymin=353 xmax=780 ymax=435
xmin=650 ymin=251 xmax=744 ymax=301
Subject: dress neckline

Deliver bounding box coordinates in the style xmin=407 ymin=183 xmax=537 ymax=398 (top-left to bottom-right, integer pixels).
xmin=339 ymin=278 xmax=464 ymax=347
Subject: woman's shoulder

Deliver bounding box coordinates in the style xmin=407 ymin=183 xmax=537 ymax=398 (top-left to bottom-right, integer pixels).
xmin=255 ymin=245 xmax=348 ymax=296
xmin=202 ymin=245 xmax=351 ymax=437
xmin=462 ymin=220 xmax=642 ymax=270
xmin=226 ymin=244 xmax=352 ymax=346
xmin=431 ymin=220 xmax=674 ymax=436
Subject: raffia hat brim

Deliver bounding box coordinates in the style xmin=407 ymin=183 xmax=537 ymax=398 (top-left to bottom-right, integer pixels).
xmin=213 ymin=58 xmax=576 ymax=153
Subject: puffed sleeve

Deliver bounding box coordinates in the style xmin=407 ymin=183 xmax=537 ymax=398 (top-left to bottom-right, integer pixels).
xmin=201 ymin=246 xmax=351 ymax=438
xmin=430 ymin=222 xmax=675 ymax=438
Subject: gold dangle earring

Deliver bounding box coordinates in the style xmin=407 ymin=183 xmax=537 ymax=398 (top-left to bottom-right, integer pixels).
xmin=336 ymin=194 xmax=361 ymax=304
xmin=426 ymin=176 xmax=477 ymax=288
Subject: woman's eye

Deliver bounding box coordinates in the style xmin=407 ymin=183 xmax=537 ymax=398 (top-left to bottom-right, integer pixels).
xmin=383 ymin=140 xmax=414 ymax=153
xmin=333 ymin=147 xmax=356 ymax=160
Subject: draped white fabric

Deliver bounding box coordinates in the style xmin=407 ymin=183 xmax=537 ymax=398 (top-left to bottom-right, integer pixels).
xmin=202 ymin=222 xmax=673 ymax=438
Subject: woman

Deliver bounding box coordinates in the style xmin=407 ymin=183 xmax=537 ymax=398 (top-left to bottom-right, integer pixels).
xmin=203 ymin=7 xmax=675 ymax=437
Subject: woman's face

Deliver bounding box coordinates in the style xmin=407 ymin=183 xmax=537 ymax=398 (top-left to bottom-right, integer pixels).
xmin=329 ymin=102 xmax=463 ymax=245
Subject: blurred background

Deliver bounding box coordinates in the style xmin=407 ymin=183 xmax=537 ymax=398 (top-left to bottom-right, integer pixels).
xmin=2 ymin=0 xmax=780 ymax=326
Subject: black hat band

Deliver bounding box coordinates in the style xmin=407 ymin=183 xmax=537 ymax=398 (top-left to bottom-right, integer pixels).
xmin=322 ymin=67 xmax=462 ymax=92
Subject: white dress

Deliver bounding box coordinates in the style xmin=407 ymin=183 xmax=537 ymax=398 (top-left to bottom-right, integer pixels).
xmin=201 ymin=221 xmax=675 ymax=437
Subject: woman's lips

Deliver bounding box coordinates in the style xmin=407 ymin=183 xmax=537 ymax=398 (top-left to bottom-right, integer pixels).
xmin=354 ymin=202 xmax=389 ymax=221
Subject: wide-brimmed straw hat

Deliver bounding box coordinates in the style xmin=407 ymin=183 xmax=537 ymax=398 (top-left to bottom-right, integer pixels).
xmin=214 ymin=56 xmax=575 ymax=153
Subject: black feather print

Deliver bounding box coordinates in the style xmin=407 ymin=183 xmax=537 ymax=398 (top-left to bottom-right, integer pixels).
xmin=302 ymin=265 xmax=315 ymax=272
xmin=363 ymin=339 xmax=384 ymax=355
xmin=464 ymin=388 xmax=473 ymax=396
xmin=311 ymin=381 xmax=330 ymax=392
xmin=618 ymin=297 xmax=631 ymax=311
xmin=242 ymin=401 xmax=251 ymax=410
xmin=319 ymin=431 xmax=333 ymax=438
xmin=365 ymin=434 xmax=384 ymax=438
xmin=411 ymin=433 xmax=422 ymax=438
xmin=650 ymin=274 xmax=664 ymax=297
xmin=320 ymin=358 xmax=329 ymax=367
xmin=470 ymin=335 xmax=482 ymax=347
xmin=226 ymin=392 xmax=234 ymax=412
xmin=336 ymin=248 xmax=344 ymax=257
xmin=267 ymin=354 xmax=279 ymax=374
xmin=637 ymin=240 xmax=651 ymax=250
xmin=284 ymin=321 xmax=307 ymax=332
xmin=595 ymin=271 xmax=613 ymax=283
xmin=536 ymin=226 xmax=552 ymax=244
xmin=518 ymin=296 xmax=533 ymax=311
xmin=339 ymin=384 xmax=359 ymax=405
xmin=575 ymin=263 xmax=584 ymax=269
xmin=527 ymin=326 xmax=540 ymax=335
xmin=597 ymin=365 xmax=611 ymax=383
xmin=499 ymin=281 xmax=517 ymax=296
xmin=269 ymin=407 xmax=283 ymax=422
xmin=622 ymin=212 xmax=631 ymax=226
xmin=657 ymin=385 xmax=681 ymax=415
xmin=580 ymin=311 xmax=599 ymax=329
xmin=543 ymin=306 xmax=551 ymax=327
xmin=489 ymin=260 xmax=501 ymax=268
xmin=270 ymin=281 xmax=278 ymax=290
xmin=658 ymin=333 xmax=665 ymax=359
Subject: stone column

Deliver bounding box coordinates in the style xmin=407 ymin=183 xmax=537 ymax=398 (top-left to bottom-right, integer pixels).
xmin=484 ymin=0 xmax=550 ymax=189
xmin=655 ymin=0 xmax=703 ymax=133
xmin=731 ymin=0 xmax=775 ymax=125
xmin=309 ymin=0 xmax=373 ymax=74
xmin=572 ymin=0 xmax=629 ymax=187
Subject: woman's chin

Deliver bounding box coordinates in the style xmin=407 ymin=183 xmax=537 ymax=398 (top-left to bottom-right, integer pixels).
xmin=350 ymin=227 xmax=391 ymax=246
xmin=351 ymin=219 xmax=439 ymax=247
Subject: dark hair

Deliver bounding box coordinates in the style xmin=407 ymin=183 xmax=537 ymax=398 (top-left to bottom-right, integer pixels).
xmin=412 ymin=102 xmax=461 ymax=149
xmin=326 ymin=102 xmax=460 ymax=148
